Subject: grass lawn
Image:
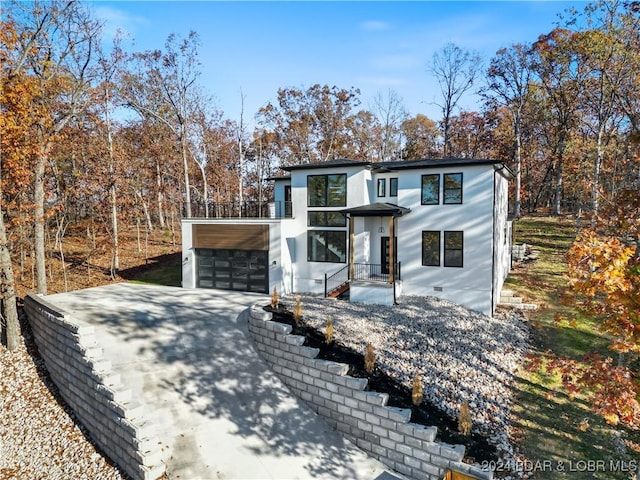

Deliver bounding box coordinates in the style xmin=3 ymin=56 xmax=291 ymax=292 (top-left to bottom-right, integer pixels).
xmin=506 ymin=216 xmax=639 ymax=479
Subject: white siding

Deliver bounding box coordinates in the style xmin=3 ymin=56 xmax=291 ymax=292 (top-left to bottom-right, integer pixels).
xmin=395 ymin=166 xmax=496 ymax=314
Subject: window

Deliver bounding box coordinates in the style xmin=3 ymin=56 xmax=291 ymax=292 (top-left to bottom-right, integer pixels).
xmin=421 ymin=174 xmax=439 ymax=205
xmin=443 ymin=173 xmax=463 ymax=204
xmin=422 ymin=231 xmax=440 ymax=266
xmin=307 ymin=174 xmax=347 ymax=207
xmin=389 ymin=177 xmax=398 ymax=197
xmin=308 ymin=211 xmax=347 ymax=227
xmin=307 ymin=231 xmax=347 ymax=263
xmin=377 ymin=178 xmax=386 ymax=197
xmin=444 ymin=231 xmax=463 ymax=267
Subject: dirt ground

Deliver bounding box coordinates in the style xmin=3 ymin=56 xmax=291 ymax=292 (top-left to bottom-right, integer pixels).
xmin=12 ymin=226 xmax=182 ymax=299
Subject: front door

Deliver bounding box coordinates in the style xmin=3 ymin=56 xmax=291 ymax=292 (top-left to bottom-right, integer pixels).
xmin=381 ymin=237 xmax=397 ymax=275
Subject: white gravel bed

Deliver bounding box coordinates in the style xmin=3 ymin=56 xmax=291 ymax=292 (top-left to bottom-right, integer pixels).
xmin=282 ymin=294 xmax=529 ymax=462
xmin=0 ymin=329 xmax=124 ymax=480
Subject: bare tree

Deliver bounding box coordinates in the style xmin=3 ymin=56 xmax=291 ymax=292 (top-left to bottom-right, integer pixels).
xmin=370 ymin=89 xmax=408 ymax=162
xmin=123 ymin=31 xmax=202 ymax=218
xmin=429 ymin=43 xmax=482 ymax=157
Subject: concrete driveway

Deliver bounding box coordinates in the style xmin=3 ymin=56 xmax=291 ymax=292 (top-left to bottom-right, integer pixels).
xmin=46 ymin=283 xmax=391 ymax=480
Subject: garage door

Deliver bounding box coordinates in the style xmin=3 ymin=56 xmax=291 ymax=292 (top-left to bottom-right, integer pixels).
xmin=196 ymin=248 xmax=268 ymax=293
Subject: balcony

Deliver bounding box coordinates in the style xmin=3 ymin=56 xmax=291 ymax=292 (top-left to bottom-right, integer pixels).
xmin=183 ymin=201 xmax=292 ymax=219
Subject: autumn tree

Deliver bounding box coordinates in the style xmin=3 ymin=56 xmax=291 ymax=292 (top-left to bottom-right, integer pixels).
xmin=429 ymin=43 xmax=482 ymax=157
xmin=485 ymin=43 xmax=534 ymax=217
xmin=5 ymin=0 xmax=102 ymax=295
xmin=123 ymin=31 xmax=203 ymax=218
xmin=531 ymin=28 xmax=583 ymax=215
xmin=401 ymin=114 xmax=440 ymax=159
xmin=256 ymin=84 xmax=361 ymax=166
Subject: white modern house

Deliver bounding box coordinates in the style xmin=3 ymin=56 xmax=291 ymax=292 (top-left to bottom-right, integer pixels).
xmin=181 ymin=158 xmax=513 ymax=316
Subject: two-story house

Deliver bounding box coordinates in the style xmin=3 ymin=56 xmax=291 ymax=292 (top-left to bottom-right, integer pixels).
xmin=181 ymin=158 xmax=513 ymax=316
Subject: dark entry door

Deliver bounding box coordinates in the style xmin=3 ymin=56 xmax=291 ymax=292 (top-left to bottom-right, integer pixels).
xmin=381 ymin=237 xmax=397 ymax=275
xmin=196 ymin=249 xmax=268 ymax=293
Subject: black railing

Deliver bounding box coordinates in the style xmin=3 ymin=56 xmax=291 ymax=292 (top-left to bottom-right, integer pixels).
xmin=183 ymin=201 xmax=292 ymax=219
xmin=351 ymin=262 xmax=401 ymax=283
xmin=324 ymin=262 xmax=402 ymax=297
xmin=324 ymin=265 xmax=349 ymax=297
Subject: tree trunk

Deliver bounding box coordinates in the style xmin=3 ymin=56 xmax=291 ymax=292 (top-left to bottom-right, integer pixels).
xmin=593 ymin=128 xmax=604 ymax=217
xmin=156 ymin=160 xmax=165 ymax=228
xmin=514 ymin=128 xmax=522 ymax=218
xmin=553 ymin=137 xmax=565 ymax=216
xmin=0 ymin=206 xmax=20 ymax=351
xmin=34 ymin=146 xmax=47 ymax=295
xmin=181 ymin=129 xmax=192 ymax=218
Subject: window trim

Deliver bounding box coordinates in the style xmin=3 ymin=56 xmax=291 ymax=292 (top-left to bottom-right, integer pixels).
xmin=443 ymin=230 xmax=464 ymax=268
xmin=443 ymin=172 xmax=463 ymax=205
xmin=421 ymin=231 xmax=441 ymax=267
xmin=308 ymin=211 xmax=347 ymax=227
xmin=389 ymin=177 xmax=398 ymax=197
xmin=421 ymin=174 xmax=440 ymax=205
xmin=377 ymin=178 xmax=386 ymax=197
xmin=307 ymin=173 xmax=347 ymax=207
xmin=307 ymin=230 xmax=347 ymax=263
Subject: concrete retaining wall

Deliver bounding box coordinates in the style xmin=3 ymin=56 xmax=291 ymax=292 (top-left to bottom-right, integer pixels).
xmin=24 ymin=294 xmax=165 ymax=480
xmin=247 ymin=304 xmax=492 ymax=480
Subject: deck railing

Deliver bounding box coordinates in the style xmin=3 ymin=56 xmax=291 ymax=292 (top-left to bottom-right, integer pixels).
xmin=183 ymin=201 xmax=292 ymax=219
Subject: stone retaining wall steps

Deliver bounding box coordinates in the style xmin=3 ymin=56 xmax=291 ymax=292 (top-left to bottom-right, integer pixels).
xmin=247 ymin=304 xmax=493 ymax=480
xmin=24 ymin=294 xmax=165 ymax=480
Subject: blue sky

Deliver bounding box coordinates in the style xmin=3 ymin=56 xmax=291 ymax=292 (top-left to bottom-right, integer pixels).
xmin=92 ymin=1 xmax=586 ymax=126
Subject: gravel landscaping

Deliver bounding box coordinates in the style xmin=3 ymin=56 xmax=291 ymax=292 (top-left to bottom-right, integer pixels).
xmin=280 ymin=294 xmax=530 ymax=466
xmin=0 ymin=320 xmax=124 ymax=480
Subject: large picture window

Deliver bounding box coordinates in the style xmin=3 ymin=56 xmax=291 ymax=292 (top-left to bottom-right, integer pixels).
xmin=308 ymin=211 xmax=347 ymax=227
xmin=308 ymin=174 xmax=346 ymax=207
xmin=443 ymin=173 xmax=463 ymax=204
xmin=307 ymin=231 xmax=347 ymax=263
xmin=444 ymin=231 xmax=463 ymax=267
xmin=421 ymin=174 xmax=439 ymax=205
xmin=422 ymin=231 xmax=440 ymax=266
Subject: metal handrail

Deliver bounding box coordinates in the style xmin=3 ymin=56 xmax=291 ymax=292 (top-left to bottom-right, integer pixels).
xmin=324 ymin=265 xmax=349 ymax=297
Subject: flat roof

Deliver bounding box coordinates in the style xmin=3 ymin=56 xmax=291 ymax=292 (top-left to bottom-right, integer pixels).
xmin=340 ymin=202 xmax=411 ymax=217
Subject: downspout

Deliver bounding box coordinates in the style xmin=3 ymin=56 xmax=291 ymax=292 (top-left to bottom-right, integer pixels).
xmin=491 ymin=170 xmax=497 ymax=316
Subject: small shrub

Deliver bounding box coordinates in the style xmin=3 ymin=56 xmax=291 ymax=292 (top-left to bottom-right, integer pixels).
xmin=270 ymin=287 xmax=279 ymax=309
xmin=325 ymin=316 xmax=334 ymax=344
xmin=293 ymin=295 xmax=303 ymax=325
xmin=364 ymin=343 xmax=376 ymax=374
xmin=411 ymin=374 xmax=423 ymax=406
xmin=458 ymin=401 xmax=472 ymax=436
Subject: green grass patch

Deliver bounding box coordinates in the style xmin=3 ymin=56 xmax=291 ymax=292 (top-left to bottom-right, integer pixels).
xmin=507 ymin=216 xmax=638 ymax=479
xmin=125 ymin=252 xmax=182 ymax=287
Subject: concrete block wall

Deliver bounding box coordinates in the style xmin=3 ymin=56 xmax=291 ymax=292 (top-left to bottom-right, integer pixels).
xmin=247 ymin=305 xmax=493 ymax=480
xmin=24 ymin=294 xmax=165 ymax=480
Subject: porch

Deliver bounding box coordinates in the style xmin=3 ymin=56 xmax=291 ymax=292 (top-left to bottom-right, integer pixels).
xmin=324 ymin=202 xmax=410 ymax=305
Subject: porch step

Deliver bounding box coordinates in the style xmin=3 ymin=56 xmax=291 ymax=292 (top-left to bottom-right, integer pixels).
xmin=499 ymin=289 xmax=538 ymax=310
xmin=327 ymin=282 xmax=350 ymax=298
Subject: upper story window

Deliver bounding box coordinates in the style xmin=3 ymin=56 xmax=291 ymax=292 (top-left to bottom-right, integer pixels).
xmin=421 ymin=174 xmax=440 ymax=205
xmin=421 ymin=173 xmax=463 ymax=205
xmin=443 ymin=173 xmax=463 ymax=204
xmin=308 ymin=174 xmax=346 ymax=207
xmin=308 ymin=211 xmax=347 ymax=227
xmin=377 ymin=178 xmax=386 ymax=197
xmin=389 ymin=177 xmax=398 ymax=197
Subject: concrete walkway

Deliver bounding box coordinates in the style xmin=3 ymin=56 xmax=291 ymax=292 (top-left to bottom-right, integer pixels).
xmin=46 ymin=283 xmax=391 ymax=480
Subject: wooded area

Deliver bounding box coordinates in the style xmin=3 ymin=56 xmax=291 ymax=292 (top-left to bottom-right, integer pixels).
xmin=1 ymin=0 xmax=639 ymax=370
